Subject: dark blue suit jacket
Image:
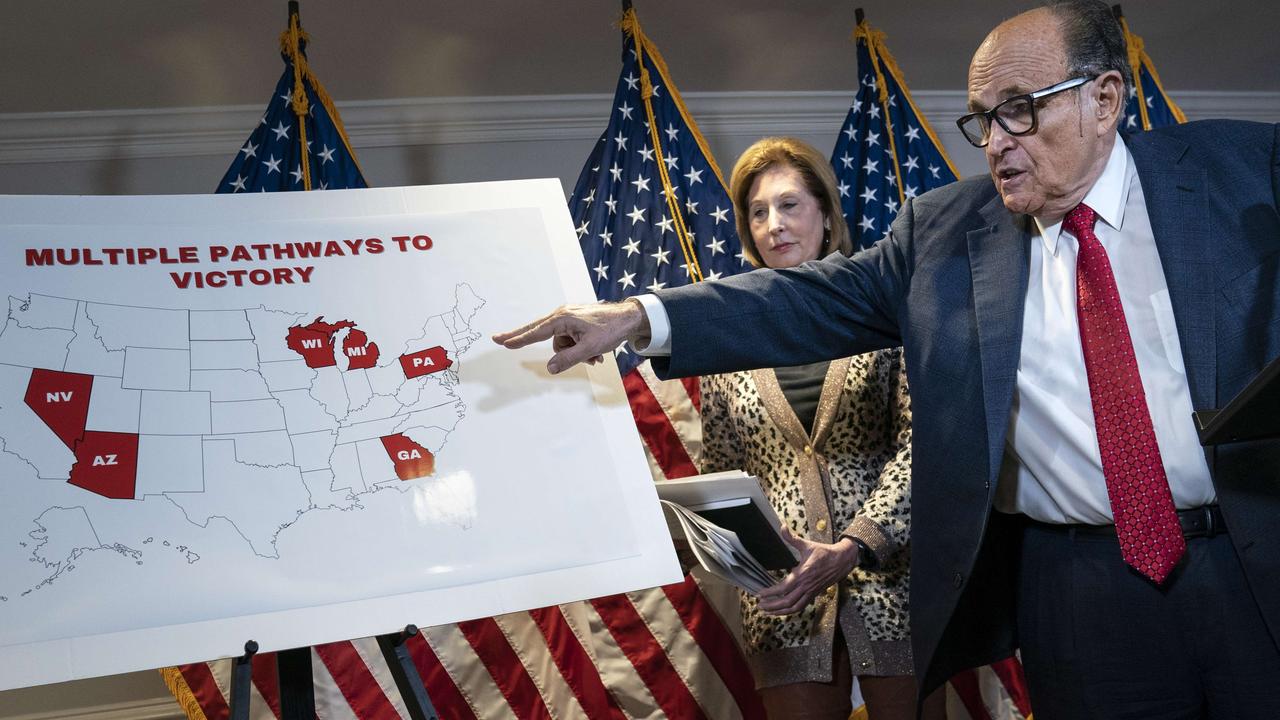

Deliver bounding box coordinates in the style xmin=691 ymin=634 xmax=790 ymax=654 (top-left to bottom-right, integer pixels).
xmin=652 ymin=120 xmax=1280 ymax=693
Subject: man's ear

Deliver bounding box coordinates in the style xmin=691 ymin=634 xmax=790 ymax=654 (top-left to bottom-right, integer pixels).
xmin=1094 ymin=70 xmax=1126 ymax=135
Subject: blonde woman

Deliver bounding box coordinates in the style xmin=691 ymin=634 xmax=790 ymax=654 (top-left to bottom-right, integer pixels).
xmin=701 ymin=137 xmax=942 ymax=720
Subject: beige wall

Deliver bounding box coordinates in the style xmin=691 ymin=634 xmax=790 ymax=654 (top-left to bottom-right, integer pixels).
xmin=3 ymin=1 xmax=1279 ymax=200
xmin=4 ymin=0 xmax=1279 ymax=113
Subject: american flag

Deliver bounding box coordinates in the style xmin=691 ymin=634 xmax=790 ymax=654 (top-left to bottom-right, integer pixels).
xmin=830 ymin=15 xmax=959 ymax=250
xmin=1115 ymin=9 xmax=1187 ymax=131
xmin=562 ymin=8 xmax=767 ymax=718
xmin=215 ymin=11 xmax=365 ymax=194
xmin=568 ymin=11 xmax=747 ymax=378
xmin=830 ymin=14 xmax=1033 ymax=720
xmin=164 ymin=8 xmax=766 ymax=720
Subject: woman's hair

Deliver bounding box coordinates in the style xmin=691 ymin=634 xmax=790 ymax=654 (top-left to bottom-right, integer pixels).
xmin=729 ymin=136 xmax=852 ymax=268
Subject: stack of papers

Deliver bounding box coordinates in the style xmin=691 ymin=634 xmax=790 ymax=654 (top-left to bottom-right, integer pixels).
xmin=661 ymin=499 xmax=781 ymax=594
xmin=655 ymin=471 xmax=799 ymax=595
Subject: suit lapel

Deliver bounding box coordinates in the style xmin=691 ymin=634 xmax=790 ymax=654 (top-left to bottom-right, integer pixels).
xmin=967 ymin=195 xmax=1031 ymax=482
xmin=1128 ymin=134 xmax=1217 ymax=411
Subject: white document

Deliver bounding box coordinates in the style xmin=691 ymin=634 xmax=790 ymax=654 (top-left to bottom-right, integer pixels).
xmin=661 ymin=501 xmax=776 ymax=594
xmin=0 ymin=181 xmax=680 ymax=691
xmin=656 ymin=471 xmax=799 ymax=594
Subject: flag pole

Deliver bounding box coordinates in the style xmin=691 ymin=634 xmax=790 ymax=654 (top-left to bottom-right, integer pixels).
xmin=855 ymin=7 xmax=864 ymax=25
xmin=281 ymin=1 xmax=313 ymax=189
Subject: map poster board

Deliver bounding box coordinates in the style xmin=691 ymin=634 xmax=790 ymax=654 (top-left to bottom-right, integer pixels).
xmin=0 ymin=181 xmax=680 ymax=691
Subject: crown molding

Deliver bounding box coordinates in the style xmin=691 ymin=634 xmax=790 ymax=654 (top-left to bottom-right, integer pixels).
xmin=1 ymin=90 xmax=1277 ymax=165
xmin=3 ymin=697 xmax=184 ymax=720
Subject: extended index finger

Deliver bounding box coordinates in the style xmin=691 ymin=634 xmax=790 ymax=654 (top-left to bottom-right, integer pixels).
xmin=491 ymin=309 xmax=560 ymax=348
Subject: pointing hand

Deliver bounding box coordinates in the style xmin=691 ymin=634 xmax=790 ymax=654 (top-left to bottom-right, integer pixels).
xmin=492 ymin=300 xmax=651 ymax=374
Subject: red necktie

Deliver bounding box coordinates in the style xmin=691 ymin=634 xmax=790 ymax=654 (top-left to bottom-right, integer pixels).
xmin=1066 ymin=203 xmax=1184 ymax=584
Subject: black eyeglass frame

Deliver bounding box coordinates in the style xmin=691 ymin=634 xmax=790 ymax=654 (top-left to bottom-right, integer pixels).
xmin=956 ymin=75 xmax=1098 ymax=148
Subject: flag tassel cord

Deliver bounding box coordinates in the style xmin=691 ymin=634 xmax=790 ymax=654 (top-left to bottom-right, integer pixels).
xmin=621 ymin=8 xmax=735 ymax=285
xmin=619 ymin=11 xmax=731 ymax=191
xmin=849 ymin=20 xmax=962 ymax=193
xmin=1119 ymin=17 xmax=1152 ymax=130
xmin=1117 ymin=17 xmax=1187 ymax=129
xmin=857 ymin=22 xmax=908 ymax=209
xmin=639 ymin=61 xmax=702 ymax=283
xmin=623 ymin=9 xmax=702 ymax=283
xmin=279 ymin=11 xmax=366 ymax=191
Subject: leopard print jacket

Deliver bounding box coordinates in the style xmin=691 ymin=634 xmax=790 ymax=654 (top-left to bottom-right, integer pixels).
xmin=700 ymin=348 xmax=913 ymax=686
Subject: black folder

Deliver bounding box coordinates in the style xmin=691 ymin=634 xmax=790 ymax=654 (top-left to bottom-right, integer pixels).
xmin=691 ymin=499 xmax=798 ymax=571
xmin=1194 ymin=354 xmax=1280 ymax=446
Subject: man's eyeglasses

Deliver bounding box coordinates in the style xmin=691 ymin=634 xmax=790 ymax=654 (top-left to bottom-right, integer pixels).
xmin=956 ymin=75 xmax=1097 ymax=148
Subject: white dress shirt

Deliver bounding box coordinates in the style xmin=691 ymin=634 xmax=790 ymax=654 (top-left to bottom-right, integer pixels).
xmin=634 ymin=139 xmax=1216 ymax=524
xmin=996 ymin=139 xmax=1214 ymax=523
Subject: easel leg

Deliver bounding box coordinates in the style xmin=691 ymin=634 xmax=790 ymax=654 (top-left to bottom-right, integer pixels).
xmin=377 ymin=625 xmax=441 ymax=720
xmin=229 ymin=641 xmax=258 ymax=720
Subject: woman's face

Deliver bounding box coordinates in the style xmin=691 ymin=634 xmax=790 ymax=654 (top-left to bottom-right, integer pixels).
xmin=746 ymin=164 xmax=827 ymax=269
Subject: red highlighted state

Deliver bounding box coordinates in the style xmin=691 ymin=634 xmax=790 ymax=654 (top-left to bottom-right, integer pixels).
xmin=380 ymin=434 xmax=435 ymax=481
xmin=25 ymin=368 xmax=93 ymax=450
xmin=68 ymin=431 xmax=139 ymax=500
xmin=399 ymin=346 xmax=453 ymax=379
xmin=342 ymin=328 xmax=380 ymax=370
xmin=285 ymin=317 xmax=357 ymax=369
xmin=301 ymin=317 xmax=357 ymax=337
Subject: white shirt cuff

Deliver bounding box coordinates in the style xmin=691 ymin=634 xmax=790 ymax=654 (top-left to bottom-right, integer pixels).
xmin=628 ymin=294 xmax=672 ymax=356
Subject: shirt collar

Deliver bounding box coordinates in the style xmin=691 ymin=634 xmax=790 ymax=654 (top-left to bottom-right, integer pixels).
xmin=1033 ymin=138 xmax=1132 ymax=255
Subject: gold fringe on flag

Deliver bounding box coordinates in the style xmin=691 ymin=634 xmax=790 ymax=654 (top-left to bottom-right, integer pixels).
xmin=853 ymin=18 xmax=962 ymax=209
xmin=619 ymin=8 xmax=728 ymax=285
xmin=278 ymin=11 xmax=365 ymax=190
xmin=1116 ymin=16 xmax=1187 ymax=129
xmin=160 ymin=666 xmax=210 ymax=720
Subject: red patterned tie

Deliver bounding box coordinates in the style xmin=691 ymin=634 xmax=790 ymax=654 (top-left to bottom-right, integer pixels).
xmin=1067 ymin=203 xmax=1184 ymax=584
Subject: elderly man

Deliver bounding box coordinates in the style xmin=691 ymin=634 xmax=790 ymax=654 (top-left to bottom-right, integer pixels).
xmin=496 ymin=1 xmax=1280 ymax=716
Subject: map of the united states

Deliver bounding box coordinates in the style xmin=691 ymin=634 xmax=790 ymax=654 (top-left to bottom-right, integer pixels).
xmin=0 ymin=284 xmax=484 ymax=570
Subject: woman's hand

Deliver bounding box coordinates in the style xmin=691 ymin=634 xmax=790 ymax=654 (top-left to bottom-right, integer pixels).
xmin=756 ymin=528 xmax=860 ymax=616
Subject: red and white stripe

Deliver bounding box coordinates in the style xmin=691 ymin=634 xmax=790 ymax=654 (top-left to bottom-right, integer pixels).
xmin=168 ymin=586 xmax=762 ymax=718
xmin=166 ymin=367 xmax=1030 ymax=720
xmin=623 ymin=362 xmax=702 ymax=482
xmin=946 ymin=657 xmax=1032 ymax=720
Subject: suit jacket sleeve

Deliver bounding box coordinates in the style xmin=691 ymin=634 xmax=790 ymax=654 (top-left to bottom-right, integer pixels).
xmin=649 ymin=212 xmax=915 ymax=379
